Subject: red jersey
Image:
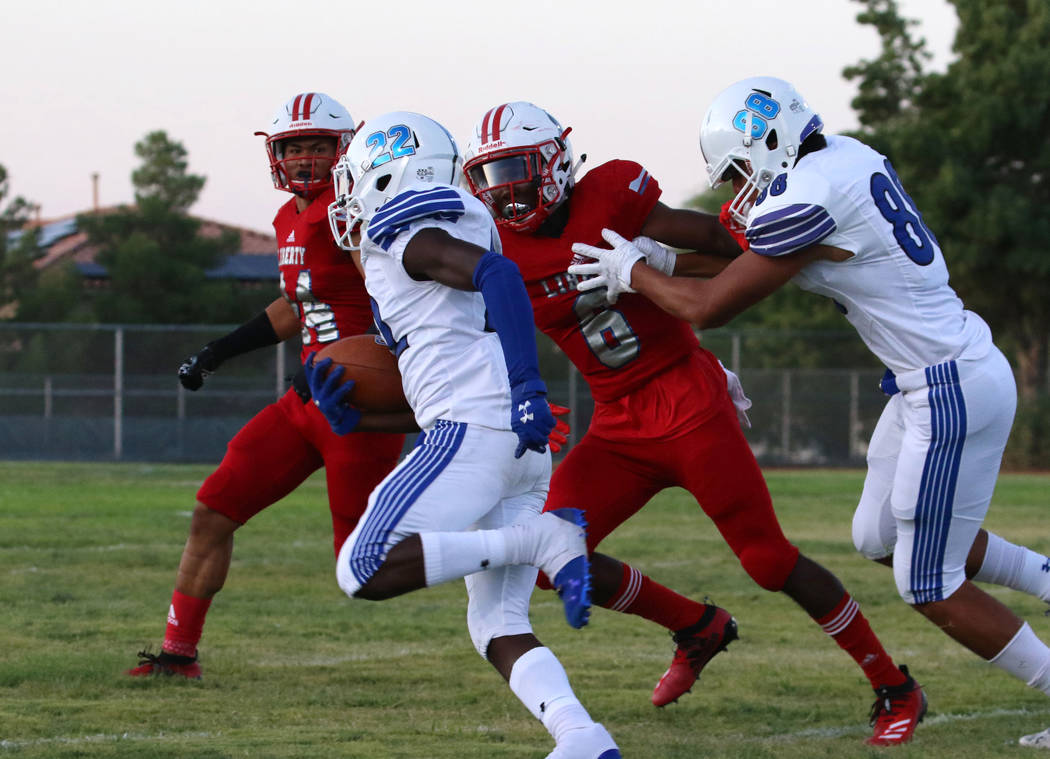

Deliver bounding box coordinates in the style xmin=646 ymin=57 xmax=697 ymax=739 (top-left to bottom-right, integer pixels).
xmin=500 ymin=160 xmax=699 ymax=402
xmin=273 ymin=186 xmax=373 ymax=362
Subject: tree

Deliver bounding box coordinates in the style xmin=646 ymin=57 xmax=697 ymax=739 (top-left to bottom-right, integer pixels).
xmin=78 ymin=131 xmax=252 ymax=324
xmin=845 ymin=0 xmax=1050 ymax=402
xmin=131 ymin=130 xmax=207 ymax=214
xmin=0 ymin=164 xmax=39 ymax=316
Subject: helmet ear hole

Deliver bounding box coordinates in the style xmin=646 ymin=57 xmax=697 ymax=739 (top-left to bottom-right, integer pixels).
xmin=376 ymin=174 xmax=392 ymax=192
xmin=766 ymin=130 xmax=779 ymax=151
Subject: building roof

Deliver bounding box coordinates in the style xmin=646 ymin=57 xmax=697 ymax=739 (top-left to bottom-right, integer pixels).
xmin=8 ymin=207 xmax=279 ymax=281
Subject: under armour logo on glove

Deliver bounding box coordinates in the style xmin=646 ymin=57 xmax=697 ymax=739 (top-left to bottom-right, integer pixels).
xmin=510 ymin=380 xmax=555 ymax=458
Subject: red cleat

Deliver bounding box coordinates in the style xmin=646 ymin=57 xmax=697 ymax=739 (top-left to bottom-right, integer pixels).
xmin=126 ymin=649 xmax=202 ymax=680
xmin=652 ymin=605 xmax=737 ymax=707
xmin=867 ymin=665 xmax=926 ymax=746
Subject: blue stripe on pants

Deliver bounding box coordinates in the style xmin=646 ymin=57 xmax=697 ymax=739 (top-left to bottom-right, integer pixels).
xmin=911 ymin=361 xmax=967 ymax=603
xmin=347 ymin=420 xmax=467 ymax=587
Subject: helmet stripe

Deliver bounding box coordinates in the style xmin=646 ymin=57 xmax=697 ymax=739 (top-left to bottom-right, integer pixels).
xmin=302 ymin=92 xmax=315 ymax=120
xmin=480 ymin=107 xmax=496 ymax=144
xmin=291 ymin=94 xmax=303 ymax=121
xmin=490 ymin=104 xmax=509 ymax=141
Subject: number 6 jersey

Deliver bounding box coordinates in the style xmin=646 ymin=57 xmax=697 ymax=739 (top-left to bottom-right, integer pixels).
xmin=745 ymin=135 xmax=992 ymax=374
xmin=501 ymin=160 xmax=700 ymax=403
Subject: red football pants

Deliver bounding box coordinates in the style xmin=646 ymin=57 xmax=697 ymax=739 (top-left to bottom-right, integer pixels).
xmin=197 ymin=388 xmax=404 ymax=553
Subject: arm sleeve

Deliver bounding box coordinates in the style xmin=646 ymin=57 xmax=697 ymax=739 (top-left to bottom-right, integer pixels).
xmin=471 ymin=250 xmax=544 ymax=391
xmin=203 ymin=310 xmax=279 ymax=370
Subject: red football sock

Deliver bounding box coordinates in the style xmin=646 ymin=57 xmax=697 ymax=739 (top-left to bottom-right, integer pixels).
xmin=162 ymin=590 xmax=212 ymax=658
xmin=815 ymin=593 xmax=907 ymax=689
xmin=601 ymin=562 xmax=706 ymax=632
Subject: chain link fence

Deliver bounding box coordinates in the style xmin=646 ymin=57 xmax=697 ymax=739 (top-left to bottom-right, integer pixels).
xmin=1 ymin=322 xmax=897 ymax=466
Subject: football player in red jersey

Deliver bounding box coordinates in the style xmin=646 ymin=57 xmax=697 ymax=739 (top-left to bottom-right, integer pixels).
xmin=127 ymin=92 xmax=409 ymax=679
xmin=463 ymin=102 xmax=925 ymax=743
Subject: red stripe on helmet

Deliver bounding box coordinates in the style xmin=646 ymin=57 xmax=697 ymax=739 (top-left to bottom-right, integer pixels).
xmin=302 ymin=93 xmax=315 ymax=121
xmin=480 ymin=107 xmax=495 ymax=144
xmin=490 ymin=104 xmax=509 ymax=142
xmin=291 ymin=94 xmax=304 ymax=121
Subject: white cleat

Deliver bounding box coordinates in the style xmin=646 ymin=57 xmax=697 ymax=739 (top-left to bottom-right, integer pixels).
xmin=545 ymin=723 xmax=620 ymax=759
xmin=1021 ymin=727 xmax=1050 ymax=748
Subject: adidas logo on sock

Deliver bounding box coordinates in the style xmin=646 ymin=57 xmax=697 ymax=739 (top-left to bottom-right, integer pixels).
xmin=167 ymin=604 xmax=179 ymax=626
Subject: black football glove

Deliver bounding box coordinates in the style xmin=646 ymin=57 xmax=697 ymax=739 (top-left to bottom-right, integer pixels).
xmin=178 ymin=345 xmax=218 ymax=391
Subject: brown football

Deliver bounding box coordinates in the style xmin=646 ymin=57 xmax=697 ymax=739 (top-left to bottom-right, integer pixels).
xmin=314 ymin=335 xmax=410 ymax=413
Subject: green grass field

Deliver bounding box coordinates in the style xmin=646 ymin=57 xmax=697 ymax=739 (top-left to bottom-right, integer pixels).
xmin=2 ymin=462 xmax=1050 ymax=758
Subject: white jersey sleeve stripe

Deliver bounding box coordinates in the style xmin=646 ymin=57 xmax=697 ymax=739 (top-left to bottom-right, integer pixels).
xmin=748 ymin=203 xmax=836 ymax=257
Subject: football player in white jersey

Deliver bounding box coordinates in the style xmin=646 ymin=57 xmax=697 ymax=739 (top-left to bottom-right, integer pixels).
xmin=306 ymin=111 xmax=620 ymax=759
xmin=569 ymin=76 xmax=1050 ymax=749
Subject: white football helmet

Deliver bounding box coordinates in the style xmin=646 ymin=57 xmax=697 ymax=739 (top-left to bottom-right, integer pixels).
xmin=327 ymin=111 xmax=461 ymax=251
xmin=700 ymin=77 xmax=823 ymax=226
xmin=256 ymin=92 xmax=355 ymax=198
xmin=463 ymin=102 xmax=578 ymax=233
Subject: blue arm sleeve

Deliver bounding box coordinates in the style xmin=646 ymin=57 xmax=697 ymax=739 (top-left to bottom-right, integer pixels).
xmin=472 ymin=250 xmax=546 ymax=393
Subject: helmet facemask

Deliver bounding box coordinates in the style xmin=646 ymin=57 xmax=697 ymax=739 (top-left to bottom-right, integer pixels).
xmin=327 ymin=155 xmax=359 ymax=251
xmin=464 ymin=139 xmax=567 ymax=231
xmin=268 ymin=133 xmax=345 ymax=199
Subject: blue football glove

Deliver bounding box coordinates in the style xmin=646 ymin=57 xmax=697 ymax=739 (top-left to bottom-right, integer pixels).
xmin=511 ymin=379 xmax=556 ymax=458
xmin=303 ymin=354 xmax=361 ymax=435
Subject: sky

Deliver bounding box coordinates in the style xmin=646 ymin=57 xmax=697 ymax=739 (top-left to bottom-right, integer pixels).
xmin=1 ymin=0 xmax=958 ymax=235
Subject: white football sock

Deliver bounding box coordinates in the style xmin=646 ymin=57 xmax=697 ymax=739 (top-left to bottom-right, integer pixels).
xmin=974 ymin=532 xmax=1050 ymax=602
xmin=990 ymin=622 xmax=1050 ymax=695
xmin=418 ymin=515 xmax=555 ymax=587
xmin=419 ymin=530 xmax=508 ymax=587
xmin=508 ymin=646 xmax=593 ymax=743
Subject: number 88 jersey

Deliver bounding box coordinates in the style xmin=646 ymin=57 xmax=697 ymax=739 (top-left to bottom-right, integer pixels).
xmin=501 ymin=160 xmax=700 ymax=403
xmin=746 ymin=135 xmax=992 ymax=374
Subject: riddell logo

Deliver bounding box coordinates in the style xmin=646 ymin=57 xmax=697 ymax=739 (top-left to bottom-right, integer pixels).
xmin=482 ymin=140 xmax=506 ymax=151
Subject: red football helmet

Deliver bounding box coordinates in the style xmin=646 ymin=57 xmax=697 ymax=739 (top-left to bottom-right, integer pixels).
xmin=256 ymin=92 xmax=355 ymax=198
xmin=463 ymin=102 xmax=579 ymax=233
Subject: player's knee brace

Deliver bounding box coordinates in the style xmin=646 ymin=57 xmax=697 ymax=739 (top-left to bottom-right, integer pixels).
xmin=738 ymin=542 xmax=799 ymax=591
xmin=851 ymin=503 xmax=896 ymax=561
xmin=852 ymin=518 xmax=894 ymax=561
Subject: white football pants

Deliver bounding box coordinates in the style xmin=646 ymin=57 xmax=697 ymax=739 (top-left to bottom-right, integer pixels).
xmin=852 ymin=347 xmax=1016 ymax=604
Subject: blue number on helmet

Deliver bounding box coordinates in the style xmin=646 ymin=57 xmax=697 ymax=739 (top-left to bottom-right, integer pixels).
xmin=732 ymin=110 xmax=767 ymax=139
xmin=745 ymin=93 xmax=781 ymax=119
xmin=388 ymin=125 xmax=416 ymax=159
xmin=365 ymin=131 xmax=392 ymax=168
xmin=365 ymin=125 xmax=417 ymax=170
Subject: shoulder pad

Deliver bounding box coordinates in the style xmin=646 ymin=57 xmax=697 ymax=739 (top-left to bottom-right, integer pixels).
xmin=367 ymin=186 xmax=467 ymax=252
xmin=746 ymin=170 xmax=836 ymax=257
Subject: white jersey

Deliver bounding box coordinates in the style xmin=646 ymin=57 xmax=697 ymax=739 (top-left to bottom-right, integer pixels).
xmin=746 ymin=135 xmax=992 ymax=375
xmin=359 ymin=182 xmax=512 ymax=431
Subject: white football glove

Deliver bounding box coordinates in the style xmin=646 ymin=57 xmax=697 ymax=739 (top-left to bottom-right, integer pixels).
xmin=569 ymin=228 xmax=645 ymax=305
xmin=631 ymin=236 xmax=677 ymax=276
xmin=719 ymin=360 xmax=753 ymax=429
